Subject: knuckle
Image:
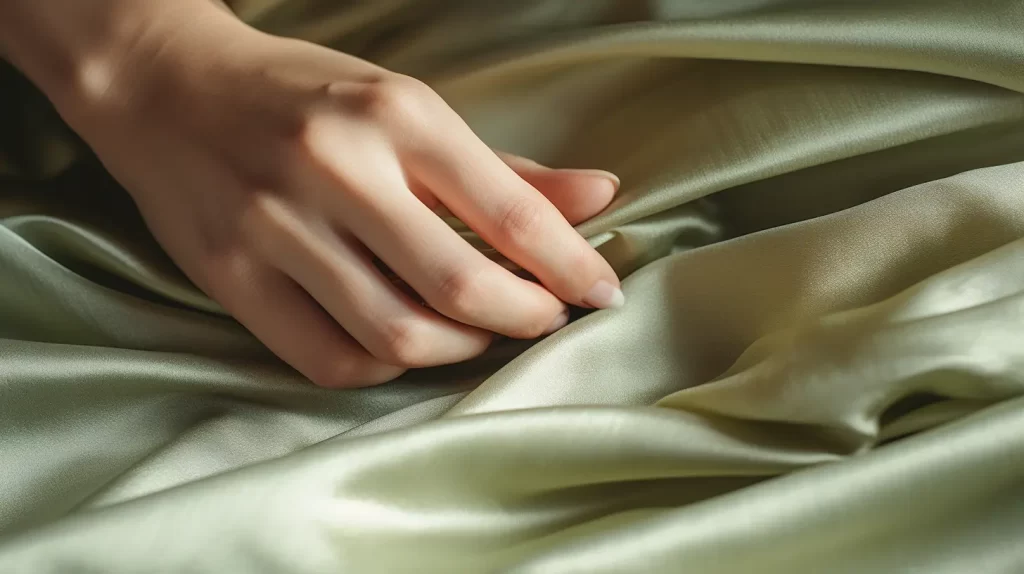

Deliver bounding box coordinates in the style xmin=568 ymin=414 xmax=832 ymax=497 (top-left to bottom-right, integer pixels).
xmin=377 ymin=319 xmax=434 ymax=368
xmin=353 ymin=74 xmax=433 ymax=124
xmin=287 ymin=111 xmax=329 ymax=158
xmin=195 ymin=247 xmax=253 ymax=299
xmin=495 ymin=199 xmax=545 ymax=246
xmin=434 ymin=268 xmax=488 ymax=318
xmin=243 ymin=191 xmax=289 ymax=226
xmin=237 ymin=191 xmax=294 ymax=248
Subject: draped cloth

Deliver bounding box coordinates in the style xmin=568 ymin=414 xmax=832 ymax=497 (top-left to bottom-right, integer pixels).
xmin=3 ymin=1 xmax=1024 ymax=571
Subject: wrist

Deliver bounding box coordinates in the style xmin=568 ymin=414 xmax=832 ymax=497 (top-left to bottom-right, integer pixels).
xmin=0 ymin=0 xmax=239 ymax=129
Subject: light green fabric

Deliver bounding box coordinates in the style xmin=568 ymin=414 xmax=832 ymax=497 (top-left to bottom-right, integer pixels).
xmin=3 ymin=1 xmax=1024 ymax=572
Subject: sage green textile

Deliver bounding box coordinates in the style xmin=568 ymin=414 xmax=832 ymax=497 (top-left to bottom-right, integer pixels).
xmin=3 ymin=1 xmax=1024 ymax=572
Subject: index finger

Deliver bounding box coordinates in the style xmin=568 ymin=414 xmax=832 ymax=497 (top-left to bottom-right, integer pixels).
xmin=404 ymin=111 xmax=624 ymax=310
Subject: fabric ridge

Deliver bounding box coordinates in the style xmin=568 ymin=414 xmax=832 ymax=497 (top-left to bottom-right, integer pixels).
xmin=2 ymin=1 xmax=1024 ymax=572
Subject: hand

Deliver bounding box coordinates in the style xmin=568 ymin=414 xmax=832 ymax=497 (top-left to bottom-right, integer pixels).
xmin=55 ymin=5 xmax=623 ymax=387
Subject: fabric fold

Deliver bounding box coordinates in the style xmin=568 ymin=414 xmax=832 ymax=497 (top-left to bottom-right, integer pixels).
xmin=3 ymin=1 xmax=1024 ymax=572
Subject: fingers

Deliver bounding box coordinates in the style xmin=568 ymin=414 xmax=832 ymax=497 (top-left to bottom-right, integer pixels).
xmin=417 ymin=152 xmax=620 ymax=225
xmin=495 ymin=151 xmax=619 ymax=226
xmin=304 ymin=150 xmax=570 ymax=339
xmin=352 ymin=188 xmax=570 ymax=338
xmin=243 ymin=195 xmax=494 ymax=368
xmin=201 ymin=253 xmax=404 ymax=388
xmin=408 ymin=117 xmax=624 ymax=310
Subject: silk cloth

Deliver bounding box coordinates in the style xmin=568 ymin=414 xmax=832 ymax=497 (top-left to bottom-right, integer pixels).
xmin=3 ymin=1 xmax=1024 ymax=572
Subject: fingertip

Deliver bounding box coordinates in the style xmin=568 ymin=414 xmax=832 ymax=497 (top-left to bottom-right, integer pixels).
xmin=525 ymin=169 xmax=616 ymax=225
xmin=542 ymin=309 xmax=571 ymax=335
xmin=308 ymin=362 xmax=407 ymax=388
xmin=582 ymin=279 xmax=625 ymax=310
xmin=564 ymin=169 xmax=620 ymax=193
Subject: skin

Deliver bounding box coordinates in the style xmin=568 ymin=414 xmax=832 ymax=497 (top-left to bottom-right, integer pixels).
xmin=0 ymin=0 xmax=625 ymax=387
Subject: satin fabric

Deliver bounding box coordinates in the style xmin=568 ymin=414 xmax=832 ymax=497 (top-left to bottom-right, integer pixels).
xmin=3 ymin=1 xmax=1024 ymax=572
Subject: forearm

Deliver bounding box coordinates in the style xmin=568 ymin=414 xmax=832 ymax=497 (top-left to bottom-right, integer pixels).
xmin=0 ymin=0 xmax=235 ymax=118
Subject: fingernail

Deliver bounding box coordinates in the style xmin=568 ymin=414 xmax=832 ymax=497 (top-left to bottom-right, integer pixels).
xmin=583 ymin=280 xmax=625 ymax=309
xmin=567 ymin=169 xmax=620 ymax=191
xmin=543 ymin=310 xmax=570 ymax=335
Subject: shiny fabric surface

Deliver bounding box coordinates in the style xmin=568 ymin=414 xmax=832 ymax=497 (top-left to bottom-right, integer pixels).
xmin=3 ymin=1 xmax=1024 ymax=572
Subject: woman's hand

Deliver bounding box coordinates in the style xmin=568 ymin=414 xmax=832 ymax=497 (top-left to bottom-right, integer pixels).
xmin=16 ymin=2 xmax=624 ymax=387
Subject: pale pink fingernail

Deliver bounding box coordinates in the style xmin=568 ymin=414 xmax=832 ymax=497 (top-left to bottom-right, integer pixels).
xmin=583 ymin=280 xmax=625 ymax=309
xmin=543 ymin=310 xmax=570 ymax=335
xmin=567 ymin=169 xmax=620 ymax=191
